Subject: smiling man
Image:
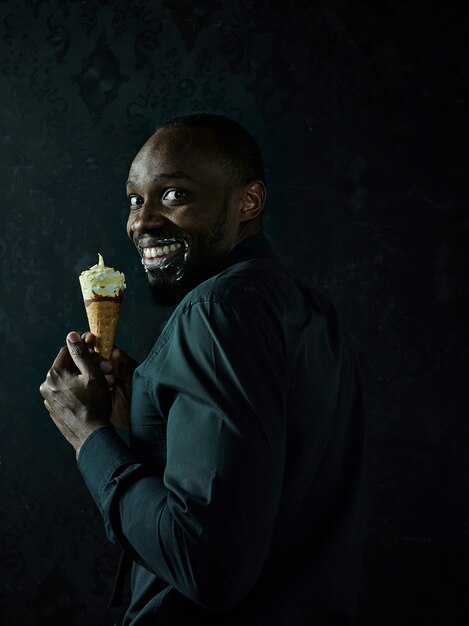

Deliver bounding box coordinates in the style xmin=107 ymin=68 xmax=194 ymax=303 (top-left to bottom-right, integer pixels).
xmin=127 ymin=116 xmax=265 ymax=306
xmin=40 ymin=113 xmax=366 ymax=625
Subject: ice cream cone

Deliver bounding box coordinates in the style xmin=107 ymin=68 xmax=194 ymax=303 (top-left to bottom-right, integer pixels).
xmin=85 ymin=299 xmax=122 ymax=359
xmin=79 ymin=254 xmax=126 ymax=359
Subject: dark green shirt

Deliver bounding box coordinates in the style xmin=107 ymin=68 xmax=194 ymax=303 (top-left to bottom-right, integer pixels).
xmin=78 ymin=233 xmax=365 ymax=625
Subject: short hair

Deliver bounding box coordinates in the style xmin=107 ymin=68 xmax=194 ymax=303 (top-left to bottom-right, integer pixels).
xmin=156 ymin=112 xmax=265 ymax=187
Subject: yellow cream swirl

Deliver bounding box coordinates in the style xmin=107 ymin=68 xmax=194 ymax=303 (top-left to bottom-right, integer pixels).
xmin=79 ymin=253 xmax=126 ymax=300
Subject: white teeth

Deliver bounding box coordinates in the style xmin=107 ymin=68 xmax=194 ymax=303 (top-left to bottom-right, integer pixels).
xmin=142 ymin=242 xmax=183 ymax=259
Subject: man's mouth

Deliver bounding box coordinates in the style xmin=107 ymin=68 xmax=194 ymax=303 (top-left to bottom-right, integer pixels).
xmin=138 ymin=238 xmax=186 ymax=270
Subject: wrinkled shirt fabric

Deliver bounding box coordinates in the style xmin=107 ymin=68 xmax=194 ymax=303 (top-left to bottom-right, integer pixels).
xmin=78 ymin=232 xmax=366 ymax=625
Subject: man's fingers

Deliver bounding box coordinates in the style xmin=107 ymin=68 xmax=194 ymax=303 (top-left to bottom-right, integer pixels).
xmin=44 ymin=399 xmax=80 ymax=447
xmin=82 ymin=332 xmax=99 ymax=355
xmin=51 ymin=345 xmax=74 ymax=371
xmin=104 ymin=373 xmax=116 ymax=386
xmin=66 ymin=332 xmax=98 ymax=376
xmin=110 ymin=346 xmax=122 ymax=361
xmin=39 ymin=369 xmax=58 ymax=398
xmin=82 ymin=331 xmax=96 ymax=347
xmin=111 ymin=345 xmax=136 ymax=367
xmin=109 ymin=346 xmax=138 ymax=378
xmin=99 ymin=360 xmax=113 ymax=374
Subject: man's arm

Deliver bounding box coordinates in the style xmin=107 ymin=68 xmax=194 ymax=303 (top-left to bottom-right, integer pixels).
xmin=78 ymin=298 xmax=287 ymax=611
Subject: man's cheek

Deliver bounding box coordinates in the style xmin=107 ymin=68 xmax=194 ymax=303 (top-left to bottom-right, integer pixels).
xmin=126 ymin=218 xmax=134 ymax=240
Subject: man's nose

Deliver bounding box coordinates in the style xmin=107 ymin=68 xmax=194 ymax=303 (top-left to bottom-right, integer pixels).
xmin=130 ymin=202 xmax=167 ymax=234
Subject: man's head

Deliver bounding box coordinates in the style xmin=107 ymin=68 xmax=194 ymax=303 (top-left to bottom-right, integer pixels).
xmin=126 ymin=113 xmax=266 ymax=306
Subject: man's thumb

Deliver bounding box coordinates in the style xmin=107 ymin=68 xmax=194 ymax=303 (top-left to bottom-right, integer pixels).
xmin=66 ymin=332 xmax=94 ymax=374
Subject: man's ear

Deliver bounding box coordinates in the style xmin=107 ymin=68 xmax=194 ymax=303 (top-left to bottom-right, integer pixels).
xmin=239 ymin=181 xmax=267 ymax=223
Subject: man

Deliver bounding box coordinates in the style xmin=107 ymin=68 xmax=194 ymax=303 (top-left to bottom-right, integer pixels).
xmin=40 ymin=113 xmax=365 ymax=625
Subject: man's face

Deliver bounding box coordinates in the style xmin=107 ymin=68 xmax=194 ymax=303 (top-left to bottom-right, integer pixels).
xmin=126 ymin=127 xmax=241 ymax=305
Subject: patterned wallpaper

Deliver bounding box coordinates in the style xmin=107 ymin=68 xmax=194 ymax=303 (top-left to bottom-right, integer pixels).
xmin=0 ymin=1 xmax=467 ymax=623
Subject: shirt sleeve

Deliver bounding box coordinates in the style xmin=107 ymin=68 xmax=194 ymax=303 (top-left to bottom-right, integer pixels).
xmin=78 ymin=297 xmax=287 ymax=612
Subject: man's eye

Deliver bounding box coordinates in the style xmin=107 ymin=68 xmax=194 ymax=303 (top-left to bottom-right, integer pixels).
xmin=162 ymin=189 xmax=188 ymax=202
xmin=129 ymin=195 xmax=143 ymax=208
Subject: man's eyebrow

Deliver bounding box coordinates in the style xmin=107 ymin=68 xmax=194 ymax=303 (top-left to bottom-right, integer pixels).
xmin=126 ymin=172 xmax=195 ymax=187
xmin=153 ymin=171 xmax=195 ymax=182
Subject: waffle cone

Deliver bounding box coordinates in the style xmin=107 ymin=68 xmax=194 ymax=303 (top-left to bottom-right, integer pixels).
xmin=85 ymin=299 xmax=121 ymax=359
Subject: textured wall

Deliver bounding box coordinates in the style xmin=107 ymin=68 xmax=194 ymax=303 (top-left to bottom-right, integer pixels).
xmin=0 ymin=1 xmax=467 ymax=624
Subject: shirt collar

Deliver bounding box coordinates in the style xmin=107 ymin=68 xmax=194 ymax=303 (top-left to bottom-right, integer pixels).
xmin=216 ymin=231 xmax=274 ymax=274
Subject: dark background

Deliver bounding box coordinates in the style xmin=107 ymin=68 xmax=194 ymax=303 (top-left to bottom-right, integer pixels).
xmin=1 ymin=1 xmax=468 ymax=624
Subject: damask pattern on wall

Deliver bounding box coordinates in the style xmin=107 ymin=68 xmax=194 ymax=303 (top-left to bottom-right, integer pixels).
xmin=0 ymin=1 xmax=467 ymax=624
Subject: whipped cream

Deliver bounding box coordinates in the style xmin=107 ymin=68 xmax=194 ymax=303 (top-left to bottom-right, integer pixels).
xmin=79 ymin=253 xmax=126 ymax=300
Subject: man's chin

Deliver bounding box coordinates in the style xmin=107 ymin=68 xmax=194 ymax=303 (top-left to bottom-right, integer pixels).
xmin=146 ymin=273 xmax=193 ymax=307
xmin=144 ymin=255 xmax=216 ymax=307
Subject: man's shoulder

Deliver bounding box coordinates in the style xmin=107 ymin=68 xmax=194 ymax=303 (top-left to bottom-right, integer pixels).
xmin=173 ymin=255 xmax=339 ymax=333
xmin=185 ymin=257 xmax=289 ymax=312
xmin=149 ymin=255 xmax=347 ymax=368
xmin=147 ymin=259 xmax=287 ymax=362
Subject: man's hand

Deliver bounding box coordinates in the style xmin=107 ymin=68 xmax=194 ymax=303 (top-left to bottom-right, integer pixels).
xmin=40 ymin=332 xmax=113 ymax=456
xmin=83 ymin=332 xmax=137 ymax=431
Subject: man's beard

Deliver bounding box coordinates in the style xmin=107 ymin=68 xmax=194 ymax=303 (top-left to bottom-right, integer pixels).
xmin=146 ymin=258 xmax=201 ymax=307
xmin=146 ymin=201 xmax=229 ymax=307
